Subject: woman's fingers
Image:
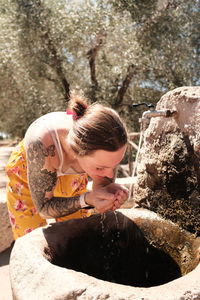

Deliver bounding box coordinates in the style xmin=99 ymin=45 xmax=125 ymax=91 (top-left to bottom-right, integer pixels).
xmin=105 ymin=183 xmax=128 ymax=198
xmin=115 ymin=189 xmax=128 ymax=203
xmin=96 ymin=198 xmax=114 ymax=213
xmin=97 ymin=190 xmax=115 ymax=201
xmin=88 ymin=184 xmax=129 ymax=213
xmin=86 ymin=189 xmax=115 ymax=207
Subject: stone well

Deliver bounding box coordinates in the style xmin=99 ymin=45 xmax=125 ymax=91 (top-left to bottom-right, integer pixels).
xmin=10 ymin=209 xmax=200 ymax=300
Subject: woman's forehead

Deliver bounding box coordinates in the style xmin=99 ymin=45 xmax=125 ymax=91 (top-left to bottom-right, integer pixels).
xmin=90 ymin=146 xmax=126 ymax=166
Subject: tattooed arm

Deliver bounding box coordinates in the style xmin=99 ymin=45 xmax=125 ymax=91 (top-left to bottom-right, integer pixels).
xmin=26 ymin=140 xmax=82 ymax=219
xmin=26 ymin=139 xmax=126 ymax=216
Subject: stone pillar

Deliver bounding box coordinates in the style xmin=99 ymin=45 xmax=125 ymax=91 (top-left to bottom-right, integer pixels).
xmin=133 ymin=86 xmax=200 ymax=235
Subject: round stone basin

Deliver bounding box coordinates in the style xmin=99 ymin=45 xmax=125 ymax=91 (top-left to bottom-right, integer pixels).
xmin=10 ymin=208 xmax=200 ymax=300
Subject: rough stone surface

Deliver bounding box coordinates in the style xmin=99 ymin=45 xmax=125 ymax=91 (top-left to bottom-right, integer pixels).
xmin=0 ymin=145 xmax=14 ymax=252
xmin=0 ymin=198 xmax=13 ymax=253
xmin=10 ymin=209 xmax=200 ymax=300
xmin=133 ymin=86 xmax=200 ymax=235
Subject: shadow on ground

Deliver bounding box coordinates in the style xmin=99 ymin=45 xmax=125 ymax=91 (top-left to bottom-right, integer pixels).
xmin=0 ymin=243 xmax=14 ymax=267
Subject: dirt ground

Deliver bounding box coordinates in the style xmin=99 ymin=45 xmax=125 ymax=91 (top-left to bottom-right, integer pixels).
xmin=0 ymin=140 xmax=15 ymax=300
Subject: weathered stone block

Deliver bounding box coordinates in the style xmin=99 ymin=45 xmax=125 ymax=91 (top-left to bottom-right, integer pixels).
xmin=134 ymin=86 xmax=200 ymax=234
xmin=0 ymin=193 xmax=14 ymax=253
xmin=0 ymin=145 xmax=14 ymax=252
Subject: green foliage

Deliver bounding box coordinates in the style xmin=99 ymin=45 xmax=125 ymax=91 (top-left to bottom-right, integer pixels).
xmin=0 ymin=0 xmax=199 ymax=137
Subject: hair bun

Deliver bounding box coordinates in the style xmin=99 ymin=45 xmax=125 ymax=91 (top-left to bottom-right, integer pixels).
xmin=68 ymin=92 xmax=88 ymax=119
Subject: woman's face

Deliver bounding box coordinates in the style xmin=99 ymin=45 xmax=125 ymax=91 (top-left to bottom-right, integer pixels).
xmin=76 ymin=145 xmax=127 ymax=178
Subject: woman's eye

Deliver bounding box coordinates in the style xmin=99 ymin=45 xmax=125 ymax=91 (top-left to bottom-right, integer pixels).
xmin=96 ymin=167 xmax=104 ymax=171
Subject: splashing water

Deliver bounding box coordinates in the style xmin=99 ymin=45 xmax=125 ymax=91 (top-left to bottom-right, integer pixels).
xmin=114 ymin=210 xmax=119 ymax=230
xmin=113 ymin=211 xmax=121 ymax=255
xmin=100 ymin=212 xmax=106 ymax=238
xmin=100 ymin=212 xmax=122 ymax=282
xmin=100 ymin=213 xmax=113 ymax=281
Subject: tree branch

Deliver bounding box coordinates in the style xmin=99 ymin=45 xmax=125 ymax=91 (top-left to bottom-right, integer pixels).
xmin=139 ymin=0 xmax=181 ymax=34
xmin=16 ymin=0 xmax=71 ymax=103
xmin=86 ymin=32 xmax=105 ymax=88
xmin=43 ymin=31 xmax=70 ymax=102
xmin=114 ymin=64 xmax=135 ymax=108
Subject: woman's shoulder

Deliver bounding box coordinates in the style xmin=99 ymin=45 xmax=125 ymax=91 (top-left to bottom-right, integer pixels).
xmin=24 ymin=112 xmax=71 ymax=148
xmin=32 ymin=111 xmax=69 ymax=126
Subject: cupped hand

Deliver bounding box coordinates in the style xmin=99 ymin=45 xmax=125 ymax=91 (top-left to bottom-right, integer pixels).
xmin=85 ymin=187 xmax=116 ymax=213
xmin=104 ymin=183 xmax=129 ymax=210
xmin=85 ymin=183 xmax=129 ymax=213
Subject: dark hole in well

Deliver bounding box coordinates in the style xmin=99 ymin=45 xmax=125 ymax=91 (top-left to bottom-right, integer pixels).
xmin=43 ymin=211 xmax=181 ymax=287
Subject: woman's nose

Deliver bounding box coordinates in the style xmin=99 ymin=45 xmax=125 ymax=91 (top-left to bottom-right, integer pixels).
xmin=104 ymin=168 xmax=114 ymax=178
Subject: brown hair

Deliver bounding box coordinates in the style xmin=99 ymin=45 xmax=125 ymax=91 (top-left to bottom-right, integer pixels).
xmin=67 ymin=92 xmax=128 ymax=156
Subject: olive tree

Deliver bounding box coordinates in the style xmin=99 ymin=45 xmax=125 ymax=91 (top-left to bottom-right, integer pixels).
xmin=0 ymin=0 xmax=199 ymax=137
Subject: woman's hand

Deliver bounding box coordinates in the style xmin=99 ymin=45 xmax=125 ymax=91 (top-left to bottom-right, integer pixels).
xmin=85 ymin=187 xmax=116 ymax=213
xmin=85 ymin=183 xmax=128 ymax=213
xmin=104 ymin=183 xmax=129 ymax=210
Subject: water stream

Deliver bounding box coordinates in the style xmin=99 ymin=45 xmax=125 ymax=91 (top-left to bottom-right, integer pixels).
xmin=128 ymin=130 xmax=144 ymax=200
xmin=100 ymin=212 xmax=121 ymax=282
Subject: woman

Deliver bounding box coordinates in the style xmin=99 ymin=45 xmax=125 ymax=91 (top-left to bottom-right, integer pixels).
xmin=6 ymin=93 xmax=128 ymax=239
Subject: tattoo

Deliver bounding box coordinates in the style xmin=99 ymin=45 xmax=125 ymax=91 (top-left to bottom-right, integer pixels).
xmin=43 ymin=196 xmax=81 ymax=218
xmin=27 ymin=140 xmax=55 ymax=165
xmin=27 ymin=140 xmax=82 ymax=218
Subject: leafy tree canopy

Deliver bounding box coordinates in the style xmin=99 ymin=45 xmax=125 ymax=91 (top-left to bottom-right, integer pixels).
xmin=0 ymin=0 xmax=199 ymax=137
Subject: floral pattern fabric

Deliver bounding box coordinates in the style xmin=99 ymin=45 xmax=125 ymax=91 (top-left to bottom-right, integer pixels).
xmin=6 ymin=140 xmax=91 ymax=240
